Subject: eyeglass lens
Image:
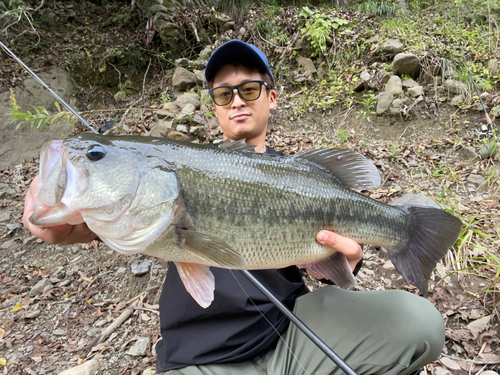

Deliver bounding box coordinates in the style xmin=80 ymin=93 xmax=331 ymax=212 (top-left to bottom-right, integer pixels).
xmin=212 ymin=81 xmax=263 ymax=106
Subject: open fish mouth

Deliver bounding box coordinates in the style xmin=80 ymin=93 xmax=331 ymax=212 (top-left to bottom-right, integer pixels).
xmin=29 ymin=140 xmax=84 ymax=227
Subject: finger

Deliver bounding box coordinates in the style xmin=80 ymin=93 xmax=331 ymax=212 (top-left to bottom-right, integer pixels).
xmin=316 ymin=230 xmax=363 ymax=271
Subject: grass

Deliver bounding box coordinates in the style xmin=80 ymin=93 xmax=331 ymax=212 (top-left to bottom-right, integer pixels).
xmin=432 ymin=188 xmax=500 ymax=295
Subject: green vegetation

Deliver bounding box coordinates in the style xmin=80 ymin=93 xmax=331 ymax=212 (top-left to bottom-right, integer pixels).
xmin=8 ymin=91 xmax=77 ymax=130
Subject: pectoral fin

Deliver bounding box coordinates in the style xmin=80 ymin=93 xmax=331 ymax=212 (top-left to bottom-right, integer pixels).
xmin=175 ymin=262 xmax=215 ymax=308
xmin=176 ymin=229 xmax=245 ymax=268
xmin=300 ymin=252 xmax=357 ymax=289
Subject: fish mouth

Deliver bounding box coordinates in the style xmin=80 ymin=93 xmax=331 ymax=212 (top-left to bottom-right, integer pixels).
xmin=29 ymin=140 xmax=84 ymax=227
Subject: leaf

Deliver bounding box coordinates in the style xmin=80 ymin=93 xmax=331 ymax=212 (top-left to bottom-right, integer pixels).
xmin=466 ymin=315 xmax=491 ymax=339
xmin=11 ymin=304 xmax=23 ymax=312
xmin=0 ymin=358 xmax=6 ymax=366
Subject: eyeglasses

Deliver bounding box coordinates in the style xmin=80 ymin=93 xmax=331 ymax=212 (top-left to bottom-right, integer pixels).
xmin=209 ymin=80 xmax=269 ymax=106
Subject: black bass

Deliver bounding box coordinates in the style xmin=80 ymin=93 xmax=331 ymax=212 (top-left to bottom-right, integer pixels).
xmin=30 ymin=134 xmax=462 ymax=307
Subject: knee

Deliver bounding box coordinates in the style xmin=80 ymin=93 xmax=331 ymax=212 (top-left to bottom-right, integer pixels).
xmin=389 ymin=292 xmax=445 ymax=359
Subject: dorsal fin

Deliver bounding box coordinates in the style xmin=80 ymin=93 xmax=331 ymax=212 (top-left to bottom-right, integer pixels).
xmin=218 ymin=137 xmax=257 ymax=152
xmin=292 ymin=148 xmax=381 ymax=190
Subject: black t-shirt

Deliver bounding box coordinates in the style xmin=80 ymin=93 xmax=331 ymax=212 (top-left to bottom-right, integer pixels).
xmin=155 ymin=145 xmax=311 ymax=372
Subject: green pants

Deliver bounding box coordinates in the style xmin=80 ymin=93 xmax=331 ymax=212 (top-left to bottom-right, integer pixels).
xmin=162 ymin=287 xmax=444 ymax=375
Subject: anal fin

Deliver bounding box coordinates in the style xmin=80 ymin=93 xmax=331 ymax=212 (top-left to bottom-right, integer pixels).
xmin=175 ymin=262 xmax=215 ymax=308
xmin=300 ymin=252 xmax=358 ymax=289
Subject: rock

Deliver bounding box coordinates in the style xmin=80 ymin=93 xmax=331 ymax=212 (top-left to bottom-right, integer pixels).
xmin=296 ymin=56 xmax=317 ymax=74
xmin=29 ymin=278 xmax=52 ymax=297
xmin=180 ymin=103 xmax=196 ymax=117
xmin=190 ymin=126 xmax=207 ymax=137
xmin=360 ymin=70 xmax=371 ymax=82
xmin=176 ymin=93 xmax=201 ymax=110
xmin=402 ymin=78 xmax=418 ymax=88
xmin=175 ymin=58 xmax=190 ymax=67
xmin=142 ymin=368 xmax=156 ymax=375
xmin=1 ymin=239 xmax=15 ymax=249
xmin=127 ymin=337 xmax=150 ymax=356
xmin=194 ymin=70 xmax=206 ymax=86
xmin=402 ymin=97 xmax=413 ymax=105
xmin=163 ymin=102 xmax=179 ymax=112
xmin=380 ymin=71 xmax=393 ymax=85
xmin=379 ymin=39 xmax=403 ymax=54
xmin=0 ymin=210 xmax=11 ymax=222
xmin=383 ymin=261 xmax=395 ymax=270
xmin=58 ymin=359 xmax=100 ymax=375
xmin=25 ymin=310 xmax=40 ymax=319
xmin=176 ymin=125 xmax=188 ymax=133
xmin=192 ymin=114 xmax=208 ymax=127
xmin=393 ymin=53 xmax=421 ymax=76
xmin=151 ymin=120 xmax=172 ymax=138
xmin=390 ymin=193 xmax=440 ymax=209
xmin=392 ymin=99 xmax=402 ymax=108
xmin=461 ymin=146 xmax=477 ymax=160
xmin=450 ymin=95 xmax=463 ymax=106
xmin=408 ymin=86 xmax=423 ymax=97
xmin=467 ymin=174 xmax=486 ymax=186
xmin=53 ymin=328 xmax=66 ymax=336
xmin=487 ymin=59 xmax=498 ymax=75
xmin=86 ymin=328 xmax=100 ymax=337
xmin=156 ymin=109 xmax=175 ymax=120
xmin=199 ymin=45 xmax=212 ymax=60
xmin=445 ymin=79 xmax=466 ymax=94
xmin=114 ymin=91 xmax=126 ymax=103
xmin=366 ymin=34 xmax=379 ymax=43
xmin=172 ymin=67 xmax=197 ymax=91
xmin=376 ymin=92 xmax=394 ymax=114
xmin=167 ymin=131 xmax=191 ymax=142
xmin=131 ymin=260 xmax=152 ymax=276
xmin=385 ymin=76 xmax=403 ymax=95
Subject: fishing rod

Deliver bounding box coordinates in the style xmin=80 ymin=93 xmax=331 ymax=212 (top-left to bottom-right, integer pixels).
xmin=2 ymin=39 xmax=357 ymax=375
xmin=0 ymin=41 xmax=99 ymax=134
xmin=241 ymin=270 xmax=358 ymax=375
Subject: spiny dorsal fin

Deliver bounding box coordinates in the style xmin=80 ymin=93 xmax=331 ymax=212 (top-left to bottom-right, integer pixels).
xmin=292 ymin=148 xmax=381 ymax=190
xmin=218 ymin=137 xmax=257 ymax=152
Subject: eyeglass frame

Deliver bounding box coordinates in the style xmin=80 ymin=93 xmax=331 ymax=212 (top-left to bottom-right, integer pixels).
xmin=208 ymin=80 xmax=271 ymax=106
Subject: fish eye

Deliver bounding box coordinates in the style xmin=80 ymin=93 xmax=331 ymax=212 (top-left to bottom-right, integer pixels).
xmin=86 ymin=144 xmax=106 ymax=161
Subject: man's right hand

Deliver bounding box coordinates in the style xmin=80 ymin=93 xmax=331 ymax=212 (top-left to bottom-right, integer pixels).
xmin=23 ymin=175 xmax=96 ymax=245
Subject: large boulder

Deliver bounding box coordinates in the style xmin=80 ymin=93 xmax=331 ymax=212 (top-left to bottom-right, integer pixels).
xmin=393 ymin=53 xmax=421 ymax=76
xmin=0 ymin=67 xmax=76 ymax=170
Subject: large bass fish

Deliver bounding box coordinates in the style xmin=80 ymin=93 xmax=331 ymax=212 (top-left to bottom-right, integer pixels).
xmin=30 ymin=134 xmax=462 ymax=307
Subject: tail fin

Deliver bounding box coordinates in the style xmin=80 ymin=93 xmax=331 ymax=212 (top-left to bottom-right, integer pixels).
xmin=389 ymin=206 xmax=462 ymax=294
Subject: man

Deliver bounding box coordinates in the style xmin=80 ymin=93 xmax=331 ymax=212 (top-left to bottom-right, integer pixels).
xmin=23 ymin=40 xmax=445 ymax=375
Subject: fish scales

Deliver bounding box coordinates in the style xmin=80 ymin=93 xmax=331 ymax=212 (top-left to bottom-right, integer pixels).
xmin=142 ymin=141 xmax=410 ymax=268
